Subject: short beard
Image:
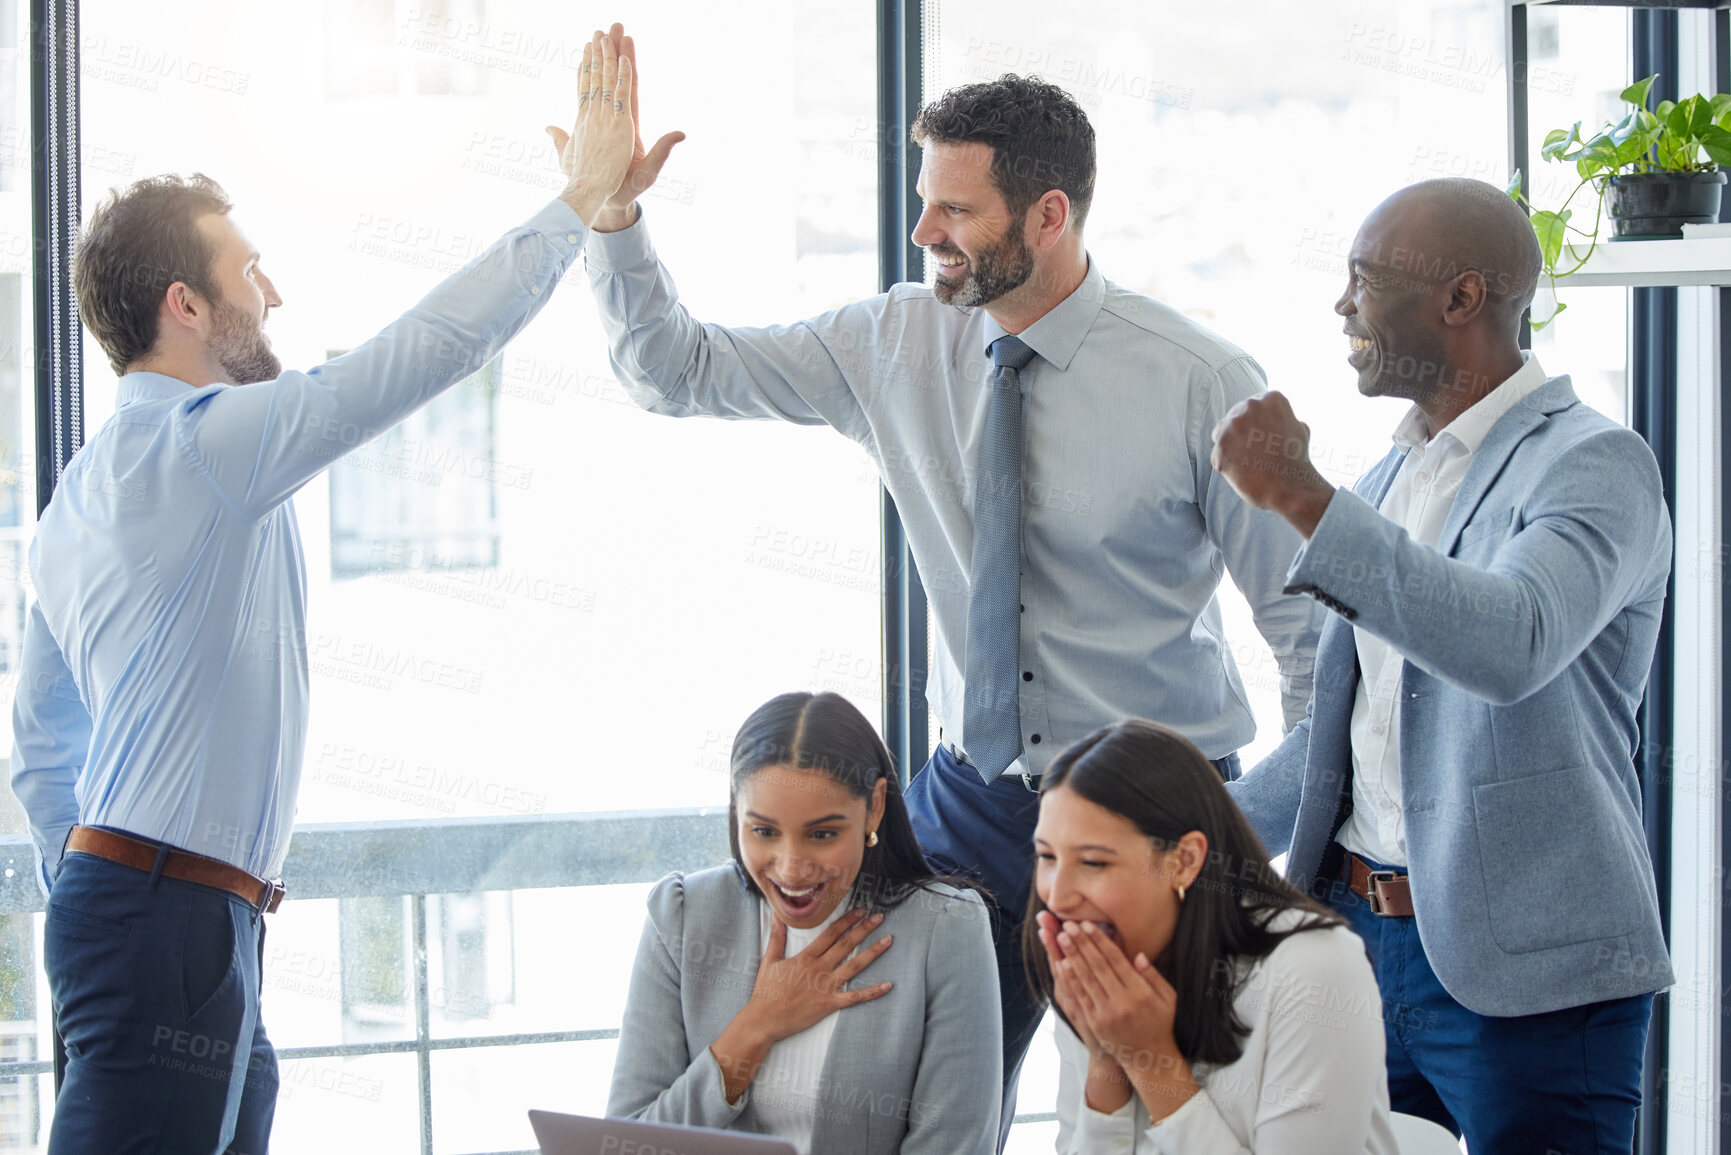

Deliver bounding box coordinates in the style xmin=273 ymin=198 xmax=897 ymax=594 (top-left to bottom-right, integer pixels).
xmin=210 ymin=295 xmax=281 ymax=385
xmin=932 ymin=226 xmax=1036 ymax=308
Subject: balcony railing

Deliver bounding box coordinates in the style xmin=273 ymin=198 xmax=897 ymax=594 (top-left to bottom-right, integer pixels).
xmin=0 ymin=808 xmax=1055 ymax=1155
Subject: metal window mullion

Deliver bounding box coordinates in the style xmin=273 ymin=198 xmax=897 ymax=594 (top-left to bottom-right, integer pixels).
xmin=1631 ymin=23 xmax=1679 ymax=1155
xmin=1630 ymin=15 xmax=1677 ymax=1155
xmin=414 ymin=894 xmax=434 ymax=1155
xmin=877 ymin=0 xmax=928 ymax=781
xmin=30 ymin=0 xmax=80 ymax=516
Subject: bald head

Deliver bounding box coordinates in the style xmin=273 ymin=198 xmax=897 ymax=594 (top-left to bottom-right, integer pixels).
xmin=1364 ymin=178 xmax=1542 ymax=330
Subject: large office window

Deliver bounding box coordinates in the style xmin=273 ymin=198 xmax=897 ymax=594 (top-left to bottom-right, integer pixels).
xmin=0 ymin=2 xmax=1705 ymax=1153
xmin=2 ymin=0 xmax=880 ymax=1150
xmin=0 ymin=0 xmax=40 ymax=1137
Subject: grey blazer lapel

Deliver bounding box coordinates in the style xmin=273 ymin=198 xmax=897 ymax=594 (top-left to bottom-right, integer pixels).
xmin=1288 ymin=446 xmax=1401 ymax=889
xmin=809 ymin=982 xmax=896 ymax=1155
xmin=691 ymin=879 xmax=770 ymax=1134
xmin=1435 ymin=376 xmax=1578 ymax=556
xmin=1359 ymin=444 xmax=1405 ymax=508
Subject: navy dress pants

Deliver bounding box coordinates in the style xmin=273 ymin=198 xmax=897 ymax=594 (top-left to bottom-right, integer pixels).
xmin=46 ymin=851 xmax=277 ymax=1154
xmin=1325 ymin=851 xmax=1652 ymax=1155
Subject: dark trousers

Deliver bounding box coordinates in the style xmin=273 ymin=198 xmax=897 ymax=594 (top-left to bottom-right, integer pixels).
xmin=47 ymin=851 xmax=277 ymax=1154
xmin=903 ymin=742 xmax=1239 ymax=1151
xmin=1324 ymin=850 xmax=1651 ymax=1155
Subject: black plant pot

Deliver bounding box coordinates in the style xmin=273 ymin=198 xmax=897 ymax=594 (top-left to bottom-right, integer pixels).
xmin=1606 ymin=170 xmax=1727 ymax=239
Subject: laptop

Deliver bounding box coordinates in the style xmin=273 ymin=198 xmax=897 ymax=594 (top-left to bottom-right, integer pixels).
xmin=528 ymin=1109 xmax=799 ymax=1155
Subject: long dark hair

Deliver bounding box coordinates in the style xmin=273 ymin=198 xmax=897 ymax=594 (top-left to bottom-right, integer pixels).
xmin=1022 ymin=719 xmax=1344 ymax=1067
xmin=728 ymin=692 xmax=975 ymax=913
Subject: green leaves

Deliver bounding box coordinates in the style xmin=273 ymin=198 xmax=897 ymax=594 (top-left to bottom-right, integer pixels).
xmin=1621 ymin=75 xmax=1657 ymax=112
xmin=1701 ymin=124 xmax=1731 ymax=166
xmin=1530 ymin=209 xmax=1571 ymax=272
xmin=1527 ymin=72 xmax=1728 ymax=329
xmin=1530 ymin=301 xmax=1566 ymax=333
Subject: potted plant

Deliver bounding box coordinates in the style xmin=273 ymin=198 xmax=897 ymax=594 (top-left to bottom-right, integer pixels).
xmin=1509 ymin=74 xmax=1731 ymax=327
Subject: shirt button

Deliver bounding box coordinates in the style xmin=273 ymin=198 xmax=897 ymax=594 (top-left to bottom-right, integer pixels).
xmin=1023 ymin=671 xmax=1033 ymax=681
xmin=1019 ymin=603 xmax=1025 ymax=612
xmin=531 ymin=284 xmax=542 ymax=295
xmin=567 ymin=233 xmax=579 ymax=243
xmin=1416 ymin=472 xmax=1431 ymax=486
xmin=1030 ymin=734 xmax=1041 ymax=744
xmin=1371 ymin=724 xmax=1386 ymax=736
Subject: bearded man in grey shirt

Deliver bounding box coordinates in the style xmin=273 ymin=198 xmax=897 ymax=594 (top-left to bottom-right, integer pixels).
xmin=572 ymin=23 xmax=1322 ymax=1143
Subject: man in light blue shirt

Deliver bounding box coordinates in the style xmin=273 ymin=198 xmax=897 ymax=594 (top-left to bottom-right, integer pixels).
xmin=580 ymin=28 xmax=1322 ymax=1141
xmin=11 ymin=35 xmax=638 ymax=1153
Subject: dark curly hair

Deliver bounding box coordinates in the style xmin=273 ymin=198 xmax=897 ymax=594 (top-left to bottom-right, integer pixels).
xmin=912 ymin=73 xmax=1096 ymax=228
xmin=74 ymin=173 xmax=233 ymax=375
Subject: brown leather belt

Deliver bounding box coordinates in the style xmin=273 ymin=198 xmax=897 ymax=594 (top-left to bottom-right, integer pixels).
xmin=67 ymin=826 xmax=285 ymax=913
xmin=1345 ymin=852 xmax=1414 ymax=917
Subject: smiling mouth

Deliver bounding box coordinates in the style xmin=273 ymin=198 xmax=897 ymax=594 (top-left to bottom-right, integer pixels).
xmin=932 ymin=252 xmax=967 ymax=275
xmin=1348 ymin=335 xmax=1372 ymax=352
xmin=769 ymin=878 xmax=825 ymax=918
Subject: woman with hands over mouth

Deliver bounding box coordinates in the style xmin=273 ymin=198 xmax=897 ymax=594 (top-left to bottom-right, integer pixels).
xmin=1029 ymin=720 xmax=1397 ymax=1154
xmin=607 ymin=691 xmax=1000 ymax=1155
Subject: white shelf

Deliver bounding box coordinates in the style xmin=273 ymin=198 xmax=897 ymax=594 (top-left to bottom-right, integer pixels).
xmin=1510 ymin=1 xmax=1731 ymax=9
xmin=1553 ymin=236 xmax=1731 ymax=287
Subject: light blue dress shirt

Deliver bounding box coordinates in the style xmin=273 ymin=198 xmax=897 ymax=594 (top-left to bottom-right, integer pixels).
xmin=12 ymin=199 xmax=587 ymax=890
xmin=585 ymin=214 xmax=1323 ymax=774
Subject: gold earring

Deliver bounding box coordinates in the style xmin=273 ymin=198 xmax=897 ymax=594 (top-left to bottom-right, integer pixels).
xmin=867 ymin=830 xmax=879 ymax=847
xmin=1176 ymin=883 xmax=1187 ymax=903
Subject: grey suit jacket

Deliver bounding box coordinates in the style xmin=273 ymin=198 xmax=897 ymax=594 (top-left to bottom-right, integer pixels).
xmin=1227 ymin=375 xmax=1673 ymax=1016
xmin=606 ymin=865 xmax=1002 ymax=1154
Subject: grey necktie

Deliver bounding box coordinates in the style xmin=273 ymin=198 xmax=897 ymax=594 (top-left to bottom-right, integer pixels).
xmin=961 ymin=334 xmax=1037 ymax=783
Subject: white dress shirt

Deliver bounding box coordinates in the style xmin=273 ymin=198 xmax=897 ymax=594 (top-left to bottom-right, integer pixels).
xmin=1337 ymin=355 xmax=1551 ymax=866
xmin=1054 ymin=913 xmax=1396 ymax=1154
xmin=736 ymin=902 xmax=846 ymax=1155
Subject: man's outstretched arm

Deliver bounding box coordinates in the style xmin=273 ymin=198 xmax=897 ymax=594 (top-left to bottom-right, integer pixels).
xmin=184 ymin=30 xmax=641 ymax=520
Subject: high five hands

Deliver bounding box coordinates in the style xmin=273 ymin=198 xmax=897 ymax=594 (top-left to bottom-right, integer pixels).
xmin=1036 ymin=910 xmax=1200 ymax=1123
xmin=1209 ymin=391 xmax=1337 ymax=539
xmin=547 ymin=23 xmax=685 ymax=232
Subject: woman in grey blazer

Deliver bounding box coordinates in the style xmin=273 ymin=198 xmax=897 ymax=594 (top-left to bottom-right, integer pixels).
xmin=607 ymin=691 xmax=1001 ymax=1155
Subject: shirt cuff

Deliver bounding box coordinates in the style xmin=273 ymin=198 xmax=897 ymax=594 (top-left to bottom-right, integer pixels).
xmin=523 ymin=199 xmax=589 ymax=260
xmin=1074 ymin=1091 xmax=1139 ymax=1150
xmin=708 ymin=1048 xmax=750 ymax=1112
xmin=1147 ymin=1087 xmax=1242 ymax=1154
xmin=581 ymin=204 xmax=657 ymax=273
xmin=33 ymin=823 xmax=73 ymax=895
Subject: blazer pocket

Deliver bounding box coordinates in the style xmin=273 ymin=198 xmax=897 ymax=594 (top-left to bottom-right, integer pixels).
xmin=1454 ymin=508 xmax=1514 ymax=553
xmin=1473 ymin=767 xmax=1644 ymax=954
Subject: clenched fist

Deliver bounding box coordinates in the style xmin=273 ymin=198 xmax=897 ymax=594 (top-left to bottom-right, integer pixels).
xmin=1209 ymin=391 xmax=1336 ymax=538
